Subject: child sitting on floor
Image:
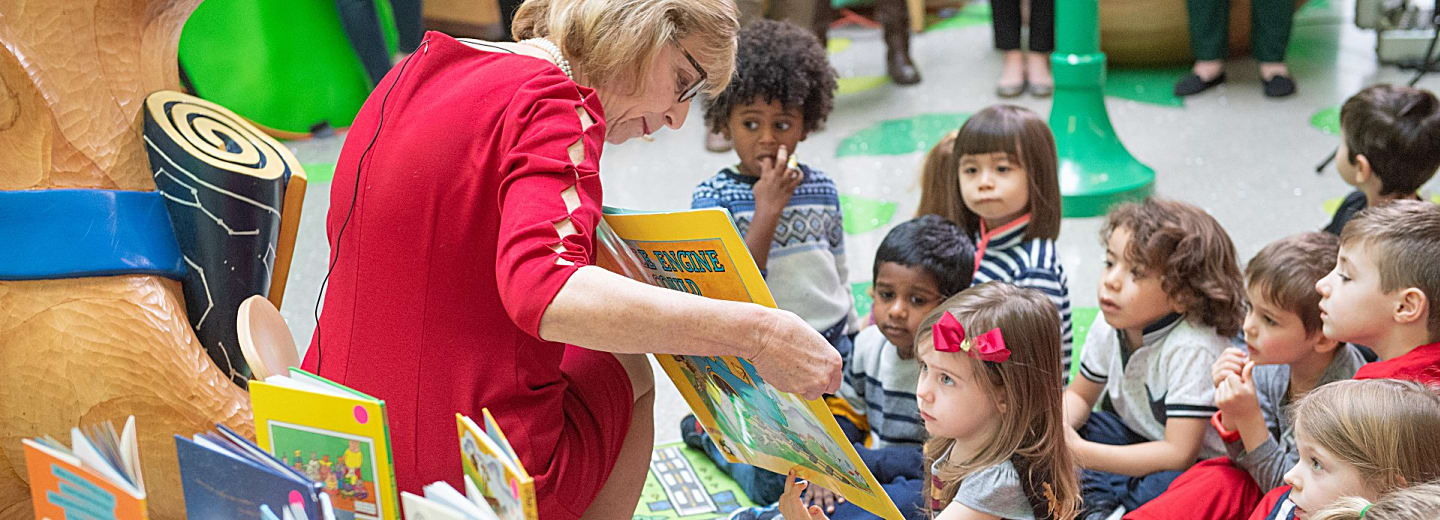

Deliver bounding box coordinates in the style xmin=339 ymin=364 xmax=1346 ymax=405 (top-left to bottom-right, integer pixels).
xmin=690 ymin=18 xmax=854 ymax=356
xmin=1250 ymin=379 xmax=1440 ymax=519
xmin=1322 ymin=84 xmax=1440 ymax=235
xmin=1064 ymin=197 xmax=1247 ymax=519
xmin=1125 ymin=232 xmax=1368 ymax=520
xmin=781 ymin=282 xmax=1082 ymax=520
xmin=1318 ymin=200 xmax=1440 ymax=384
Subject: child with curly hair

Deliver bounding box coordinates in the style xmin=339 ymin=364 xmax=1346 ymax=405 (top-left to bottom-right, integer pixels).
xmin=686 ymin=18 xmax=849 ymax=507
xmin=1063 ymin=197 xmax=1248 ymax=519
xmin=692 ymin=18 xmax=853 ymax=358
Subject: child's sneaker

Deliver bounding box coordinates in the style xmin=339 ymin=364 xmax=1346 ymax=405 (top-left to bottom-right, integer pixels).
xmin=680 ymin=414 xmax=706 ymax=450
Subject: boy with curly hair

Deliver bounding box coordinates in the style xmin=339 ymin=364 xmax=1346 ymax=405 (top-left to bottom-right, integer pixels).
xmin=684 ymin=18 xmax=849 ymax=508
xmin=691 ymin=18 xmax=854 ymax=356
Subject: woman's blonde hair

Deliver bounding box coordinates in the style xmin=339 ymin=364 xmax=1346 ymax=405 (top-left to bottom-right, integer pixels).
xmin=916 ymin=283 xmax=1080 ymax=520
xmin=915 ymin=130 xmax=961 ymax=223
xmin=512 ymin=0 xmax=737 ymax=96
xmin=1294 ymin=379 xmax=1440 ymax=494
xmin=1311 ymin=480 xmax=1440 ymax=520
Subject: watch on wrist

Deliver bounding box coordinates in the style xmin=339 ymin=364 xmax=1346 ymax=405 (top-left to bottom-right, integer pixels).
xmin=1212 ymin=411 xmax=1241 ymax=443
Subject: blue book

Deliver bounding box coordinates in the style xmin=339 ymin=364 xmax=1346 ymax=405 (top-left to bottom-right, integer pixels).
xmin=175 ymin=430 xmax=329 ymax=520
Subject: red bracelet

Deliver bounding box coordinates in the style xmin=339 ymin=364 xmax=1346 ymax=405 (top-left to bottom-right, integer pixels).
xmin=1212 ymin=411 xmax=1241 ymax=443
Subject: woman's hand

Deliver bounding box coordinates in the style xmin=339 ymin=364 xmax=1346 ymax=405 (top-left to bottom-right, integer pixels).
xmin=749 ymin=308 xmax=843 ymax=400
xmin=778 ymin=471 xmax=830 ymax=520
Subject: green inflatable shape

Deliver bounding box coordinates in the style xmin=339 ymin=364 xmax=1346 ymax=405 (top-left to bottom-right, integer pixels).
xmin=1104 ymin=67 xmax=1187 ymax=107
xmin=852 ymin=281 xmax=874 ymax=321
xmin=302 ymin=162 xmax=338 ymax=184
xmin=839 ymin=194 xmax=898 ymax=235
xmin=927 ymin=2 xmax=992 ymax=31
xmin=836 ymin=113 xmax=970 ymax=157
xmin=179 ymin=0 xmax=399 ymax=136
xmin=1311 ymin=106 xmax=1341 ymax=136
xmin=837 ymin=75 xmax=891 ymax=96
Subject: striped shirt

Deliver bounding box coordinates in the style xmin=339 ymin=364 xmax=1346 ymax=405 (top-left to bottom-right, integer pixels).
xmin=692 ymin=164 xmax=857 ymax=333
xmin=971 ymin=215 xmax=1073 ymax=375
xmin=837 ymin=326 xmax=926 ymax=449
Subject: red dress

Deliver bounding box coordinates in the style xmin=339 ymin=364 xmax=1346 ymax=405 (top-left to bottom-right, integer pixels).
xmin=301 ymin=32 xmax=631 ymax=519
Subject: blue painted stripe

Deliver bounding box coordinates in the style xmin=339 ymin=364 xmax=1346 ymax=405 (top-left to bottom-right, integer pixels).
xmin=0 ymin=189 xmax=185 ymax=281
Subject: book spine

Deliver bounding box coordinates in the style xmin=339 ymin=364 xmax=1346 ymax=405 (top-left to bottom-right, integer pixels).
xmin=522 ymin=481 xmax=538 ymax=520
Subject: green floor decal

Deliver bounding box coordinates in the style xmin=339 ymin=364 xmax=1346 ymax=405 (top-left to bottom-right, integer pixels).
xmin=302 ymin=162 xmax=337 ymax=184
xmin=836 ymin=113 xmax=970 ymax=157
xmin=926 ymin=3 xmax=991 ymax=31
xmin=839 ymin=194 xmax=899 ymax=234
xmin=837 ymin=75 xmax=891 ymax=96
xmin=636 ymin=442 xmax=754 ymax=520
xmin=1310 ymin=106 xmax=1341 ymax=136
xmin=852 ymin=281 xmax=874 ymax=320
xmin=1105 ymin=67 xmax=1188 ymax=108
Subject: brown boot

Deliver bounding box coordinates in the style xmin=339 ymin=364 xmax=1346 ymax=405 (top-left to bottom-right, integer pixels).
xmin=877 ymin=0 xmax=920 ymax=85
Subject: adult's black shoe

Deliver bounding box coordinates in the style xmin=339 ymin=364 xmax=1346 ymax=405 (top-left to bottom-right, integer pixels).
xmin=1173 ymin=72 xmax=1226 ymax=96
xmin=1263 ymin=74 xmax=1297 ymax=98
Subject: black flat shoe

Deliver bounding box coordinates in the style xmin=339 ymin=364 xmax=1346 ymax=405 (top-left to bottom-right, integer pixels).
xmin=1262 ymin=74 xmax=1296 ymax=97
xmin=1173 ymin=72 xmax=1226 ymax=96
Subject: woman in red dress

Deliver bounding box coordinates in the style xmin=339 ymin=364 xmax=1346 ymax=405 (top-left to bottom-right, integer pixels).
xmin=301 ymin=1 xmax=844 ymax=518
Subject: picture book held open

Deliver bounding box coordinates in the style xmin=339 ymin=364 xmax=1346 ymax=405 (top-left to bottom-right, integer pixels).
xmin=22 ymin=416 xmax=147 ymax=520
xmin=250 ymin=367 xmax=398 ymax=520
xmin=596 ymin=207 xmax=903 ymax=520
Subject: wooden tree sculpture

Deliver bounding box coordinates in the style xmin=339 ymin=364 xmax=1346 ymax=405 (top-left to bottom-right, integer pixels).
xmin=0 ymin=1 xmax=255 ymax=518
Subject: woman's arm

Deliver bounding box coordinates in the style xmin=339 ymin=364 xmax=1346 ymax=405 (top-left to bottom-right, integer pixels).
xmin=1071 ymin=417 xmax=1207 ymax=476
xmin=538 ymin=265 xmax=842 ymax=399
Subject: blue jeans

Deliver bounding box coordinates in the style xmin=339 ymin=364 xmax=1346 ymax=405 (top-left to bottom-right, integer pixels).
xmin=1079 ymin=411 xmax=1185 ymax=511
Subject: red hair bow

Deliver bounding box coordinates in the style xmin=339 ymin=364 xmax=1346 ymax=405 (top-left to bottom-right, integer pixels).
xmin=932 ymin=312 xmax=1011 ymax=363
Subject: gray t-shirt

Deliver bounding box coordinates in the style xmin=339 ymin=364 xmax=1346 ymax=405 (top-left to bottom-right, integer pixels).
xmin=932 ymin=446 xmax=1035 ymax=519
xmin=1226 ymin=344 xmax=1368 ymax=490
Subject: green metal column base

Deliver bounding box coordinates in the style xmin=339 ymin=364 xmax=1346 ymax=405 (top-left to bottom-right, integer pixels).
xmin=1050 ymin=52 xmax=1155 ymax=217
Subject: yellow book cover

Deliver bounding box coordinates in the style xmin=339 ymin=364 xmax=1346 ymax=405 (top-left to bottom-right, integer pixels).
xmin=455 ymin=411 xmax=536 ymax=520
xmin=596 ymin=207 xmax=904 ymax=520
xmin=251 ymin=368 xmax=398 ymax=520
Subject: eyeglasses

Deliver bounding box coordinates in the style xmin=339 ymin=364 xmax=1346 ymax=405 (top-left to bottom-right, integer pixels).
xmin=676 ymin=43 xmax=707 ymax=103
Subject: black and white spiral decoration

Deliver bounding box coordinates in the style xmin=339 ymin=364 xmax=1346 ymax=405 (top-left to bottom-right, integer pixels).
xmin=144 ymin=90 xmax=303 ymax=388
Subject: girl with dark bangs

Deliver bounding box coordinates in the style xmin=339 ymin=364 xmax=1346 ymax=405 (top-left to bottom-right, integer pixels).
xmin=940 ymin=105 xmax=1072 ymax=378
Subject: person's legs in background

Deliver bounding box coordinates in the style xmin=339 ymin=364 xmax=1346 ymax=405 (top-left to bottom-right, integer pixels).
xmin=1252 ymin=0 xmax=1296 ymax=96
xmin=1176 ymin=0 xmax=1229 ymax=96
xmin=875 ymin=0 xmax=920 ymax=85
xmin=390 ymin=0 xmax=424 ymax=54
xmin=990 ymin=0 xmax=1026 ymax=97
xmin=336 ymin=0 xmax=394 ymax=86
xmin=1025 ymin=0 xmax=1055 ymax=96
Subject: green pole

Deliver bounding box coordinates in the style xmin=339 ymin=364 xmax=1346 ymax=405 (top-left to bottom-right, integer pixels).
xmin=1049 ymin=0 xmax=1154 ymax=217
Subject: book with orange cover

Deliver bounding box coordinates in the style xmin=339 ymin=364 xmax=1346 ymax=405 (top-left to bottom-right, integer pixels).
xmin=23 ymin=417 xmax=147 ymax=520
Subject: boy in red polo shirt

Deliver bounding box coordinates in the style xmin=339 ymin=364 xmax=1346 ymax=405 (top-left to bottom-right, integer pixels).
xmin=1316 ymin=200 xmax=1440 ymax=385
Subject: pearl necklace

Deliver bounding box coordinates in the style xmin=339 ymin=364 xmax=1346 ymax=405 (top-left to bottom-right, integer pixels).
xmin=519 ymin=37 xmax=573 ymax=79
